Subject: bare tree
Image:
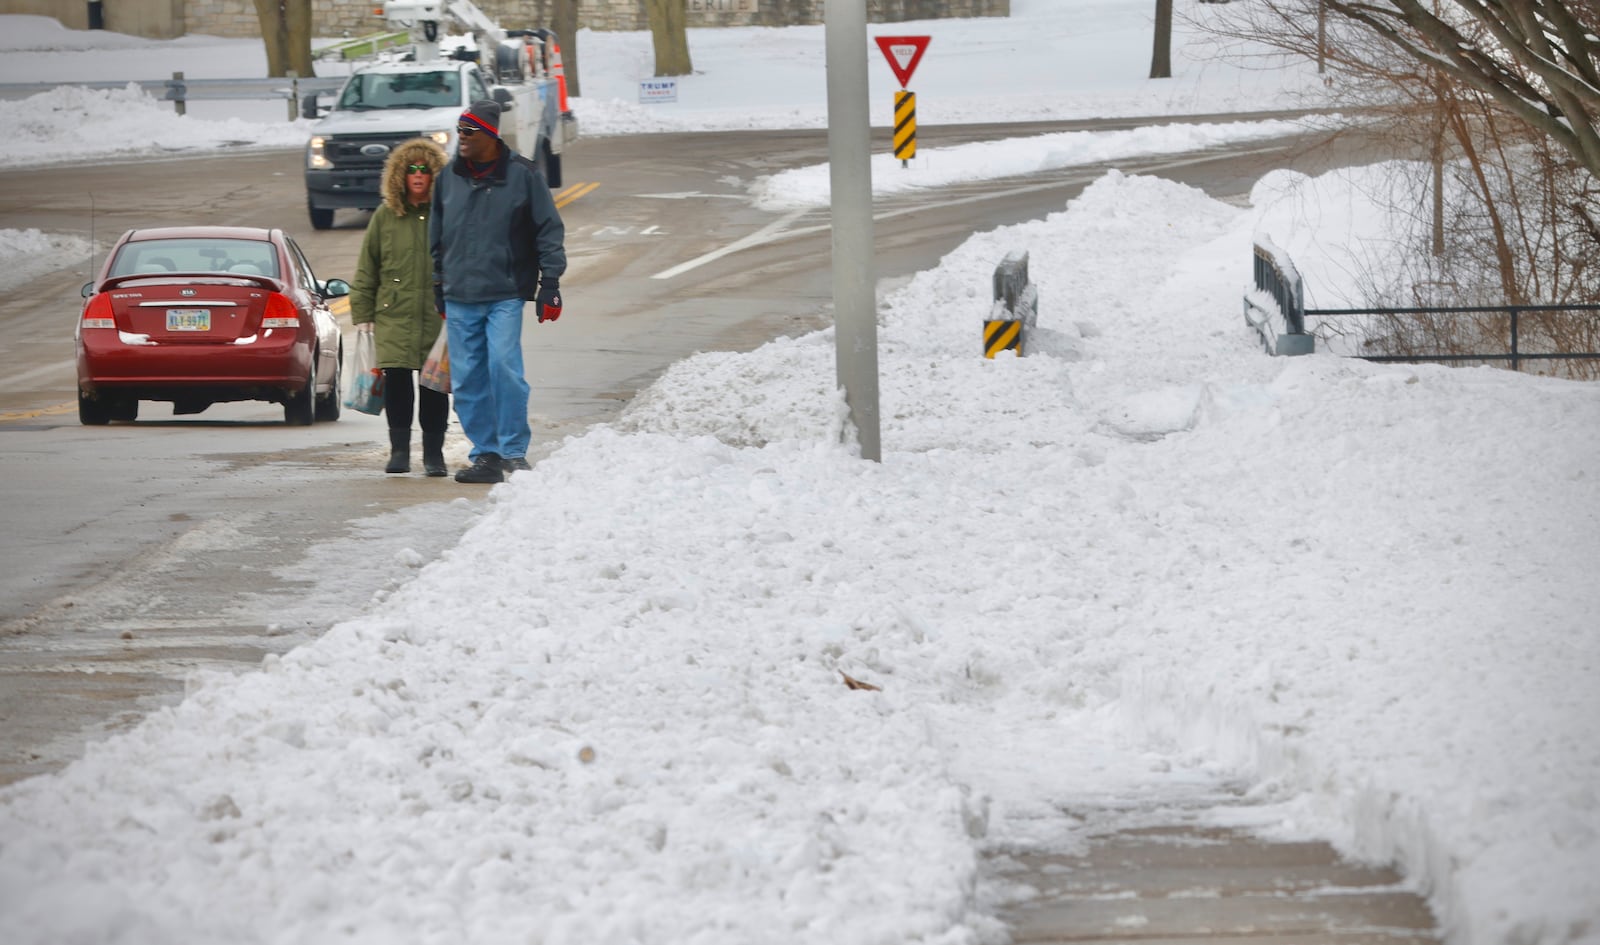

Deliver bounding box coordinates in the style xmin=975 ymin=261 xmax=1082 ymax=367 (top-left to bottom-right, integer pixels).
xmin=645 ymin=0 xmax=693 ymax=77
xmin=1198 ymin=0 xmax=1600 ymax=309
xmin=252 ymin=0 xmax=314 ymax=79
xmin=1321 ymin=1 xmax=1600 ymax=180
xmin=1151 ymin=0 xmax=1173 ymax=78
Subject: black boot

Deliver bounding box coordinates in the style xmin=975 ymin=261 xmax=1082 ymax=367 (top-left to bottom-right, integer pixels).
xmin=385 ymin=428 xmax=411 ymax=474
xmin=422 ymin=430 xmax=447 ymax=478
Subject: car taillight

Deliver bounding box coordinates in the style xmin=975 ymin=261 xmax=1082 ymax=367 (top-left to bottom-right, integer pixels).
xmin=260 ymin=293 xmax=300 ymax=329
xmin=81 ymin=293 xmax=115 ymax=329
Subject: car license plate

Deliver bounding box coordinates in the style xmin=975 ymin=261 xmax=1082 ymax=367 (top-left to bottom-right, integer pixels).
xmin=167 ymin=309 xmax=211 ymax=331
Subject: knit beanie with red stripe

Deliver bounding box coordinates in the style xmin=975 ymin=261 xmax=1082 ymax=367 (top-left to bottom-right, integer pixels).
xmin=460 ymin=99 xmax=501 ymax=138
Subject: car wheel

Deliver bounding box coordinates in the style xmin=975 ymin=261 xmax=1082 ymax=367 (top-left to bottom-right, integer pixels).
xmin=110 ymin=396 xmax=139 ymax=422
xmin=315 ymin=338 xmax=343 ymax=422
xmin=309 ymin=204 xmax=334 ymax=231
xmin=78 ymin=390 xmax=112 ymax=425
xmin=284 ymin=356 xmax=316 ymax=426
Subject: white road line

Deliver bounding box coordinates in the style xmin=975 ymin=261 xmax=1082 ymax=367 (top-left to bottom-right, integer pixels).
xmin=647 ymin=145 xmax=1291 ymax=281
xmin=651 ymin=209 xmax=808 ymax=280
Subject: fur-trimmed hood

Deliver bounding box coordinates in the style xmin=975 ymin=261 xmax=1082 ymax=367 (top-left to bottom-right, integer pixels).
xmin=379 ymin=137 xmax=449 ymax=217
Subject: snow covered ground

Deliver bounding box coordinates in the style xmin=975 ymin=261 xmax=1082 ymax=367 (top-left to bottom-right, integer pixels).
xmin=1 ymin=3 xmax=1597 ymax=945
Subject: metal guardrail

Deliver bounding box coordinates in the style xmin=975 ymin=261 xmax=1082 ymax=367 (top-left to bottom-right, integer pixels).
xmin=1252 ymin=242 xmax=1305 ymax=336
xmin=1244 ymin=239 xmax=1314 ymax=355
xmin=1247 ymin=241 xmax=1600 ymax=374
xmin=0 ymin=74 xmax=346 ymax=120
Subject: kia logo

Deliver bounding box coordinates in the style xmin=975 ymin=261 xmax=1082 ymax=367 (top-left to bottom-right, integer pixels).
xmin=181 ymin=288 xmax=196 ymax=296
xmin=361 ymin=144 xmax=391 ymax=156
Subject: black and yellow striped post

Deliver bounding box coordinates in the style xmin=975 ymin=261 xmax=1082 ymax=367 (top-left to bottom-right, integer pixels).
xmin=984 ymin=317 xmax=1022 ymax=358
xmin=892 ymin=90 xmax=916 ymax=167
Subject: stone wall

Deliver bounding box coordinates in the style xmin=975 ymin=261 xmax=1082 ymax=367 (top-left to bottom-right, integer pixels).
xmin=3 ymin=0 xmax=183 ymax=37
xmin=0 ymin=0 xmax=1008 ymax=41
xmin=183 ymin=0 xmax=260 ymax=37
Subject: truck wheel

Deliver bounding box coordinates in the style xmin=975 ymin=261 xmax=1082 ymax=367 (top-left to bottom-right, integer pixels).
xmin=309 ymin=204 xmax=334 ymax=231
xmin=543 ymin=147 xmax=562 ymax=189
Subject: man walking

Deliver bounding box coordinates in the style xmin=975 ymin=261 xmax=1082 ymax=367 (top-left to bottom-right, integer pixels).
xmin=430 ymin=99 xmax=566 ymax=484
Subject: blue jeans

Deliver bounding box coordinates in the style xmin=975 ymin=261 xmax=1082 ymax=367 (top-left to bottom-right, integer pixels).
xmin=444 ymin=298 xmax=530 ymax=462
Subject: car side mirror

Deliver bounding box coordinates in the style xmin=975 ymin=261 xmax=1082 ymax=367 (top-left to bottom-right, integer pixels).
xmin=82 ymin=281 xmax=95 ymax=298
xmin=300 ymin=94 xmax=320 ymax=120
xmin=322 ymin=278 xmax=351 ymax=299
xmin=492 ymin=87 xmax=513 ymax=107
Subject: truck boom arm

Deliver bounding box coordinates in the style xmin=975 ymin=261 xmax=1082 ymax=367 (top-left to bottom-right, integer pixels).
xmin=381 ymin=0 xmax=507 ymax=64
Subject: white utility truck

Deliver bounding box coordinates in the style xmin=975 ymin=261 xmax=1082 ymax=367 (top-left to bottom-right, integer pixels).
xmin=302 ymin=0 xmax=576 ymax=230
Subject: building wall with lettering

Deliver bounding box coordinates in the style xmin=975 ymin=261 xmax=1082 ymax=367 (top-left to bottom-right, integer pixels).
xmin=0 ymin=0 xmax=1009 ymax=40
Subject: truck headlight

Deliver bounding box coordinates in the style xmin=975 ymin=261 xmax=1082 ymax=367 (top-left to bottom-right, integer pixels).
xmin=307 ymin=136 xmax=330 ymax=170
xmin=427 ymin=129 xmax=451 ymax=147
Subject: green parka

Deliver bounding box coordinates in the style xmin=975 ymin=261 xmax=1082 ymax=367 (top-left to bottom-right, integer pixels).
xmin=350 ymin=138 xmax=448 ymax=369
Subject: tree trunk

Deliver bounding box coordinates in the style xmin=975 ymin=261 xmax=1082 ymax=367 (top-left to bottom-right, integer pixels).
xmin=645 ymin=0 xmax=693 ymax=77
xmin=1149 ymin=0 xmax=1173 ymax=79
xmin=286 ymin=0 xmax=314 ymax=79
xmin=253 ymin=0 xmax=286 ymax=77
xmin=553 ymin=0 xmax=581 ymax=98
xmin=252 ymin=0 xmax=313 ymax=79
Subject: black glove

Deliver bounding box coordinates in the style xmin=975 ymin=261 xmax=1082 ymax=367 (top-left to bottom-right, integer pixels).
xmin=537 ymin=278 xmax=562 ymax=323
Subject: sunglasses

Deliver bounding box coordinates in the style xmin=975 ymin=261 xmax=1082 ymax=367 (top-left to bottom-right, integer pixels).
xmin=405 ymin=164 xmax=432 ymax=174
xmin=456 ymin=125 xmax=480 ymax=137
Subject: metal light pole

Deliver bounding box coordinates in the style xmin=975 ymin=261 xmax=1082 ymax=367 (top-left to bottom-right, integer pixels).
xmin=824 ymin=0 xmax=881 ymax=462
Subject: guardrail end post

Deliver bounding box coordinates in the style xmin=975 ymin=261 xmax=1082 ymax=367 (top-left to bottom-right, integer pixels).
xmin=985 ymin=251 xmax=1036 ymax=358
xmin=287 ymin=70 xmax=298 ymax=122
xmin=168 ymin=70 xmax=186 ymax=116
xmin=1277 ymin=332 xmax=1315 ymax=356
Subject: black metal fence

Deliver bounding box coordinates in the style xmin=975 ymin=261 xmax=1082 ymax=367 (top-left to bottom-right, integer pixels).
xmin=1310 ymin=304 xmax=1600 ymax=376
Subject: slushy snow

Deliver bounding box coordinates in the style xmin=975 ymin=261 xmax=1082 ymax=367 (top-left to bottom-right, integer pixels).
xmin=0 ymin=4 xmax=1595 ymax=945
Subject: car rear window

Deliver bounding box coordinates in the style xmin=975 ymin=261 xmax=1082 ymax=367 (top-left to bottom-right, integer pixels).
xmin=111 ymin=239 xmax=279 ymax=278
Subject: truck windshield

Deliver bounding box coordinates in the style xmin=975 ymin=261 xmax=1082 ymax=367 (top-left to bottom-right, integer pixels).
xmin=337 ymin=71 xmax=460 ymax=111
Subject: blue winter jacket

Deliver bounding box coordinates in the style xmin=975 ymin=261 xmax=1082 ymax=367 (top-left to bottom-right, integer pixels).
xmin=429 ymin=144 xmax=566 ymax=303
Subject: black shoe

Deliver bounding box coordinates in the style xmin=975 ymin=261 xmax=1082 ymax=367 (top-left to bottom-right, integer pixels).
xmin=500 ymin=456 xmax=531 ymax=474
xmin=455 ymin=453 xmax=504 ymax=484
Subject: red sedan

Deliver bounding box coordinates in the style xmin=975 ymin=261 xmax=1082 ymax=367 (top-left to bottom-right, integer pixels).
xmin=76 ymin=226 xmax=349 ymax=425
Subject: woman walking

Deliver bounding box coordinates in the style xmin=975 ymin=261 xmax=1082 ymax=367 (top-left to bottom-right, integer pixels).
xmin=350 ymin=138 xmax=450 ymax=476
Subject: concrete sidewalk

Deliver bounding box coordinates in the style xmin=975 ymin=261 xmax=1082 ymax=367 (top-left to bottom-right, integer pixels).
xmin=990 ymin=820 xmax=1440 ymax=945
